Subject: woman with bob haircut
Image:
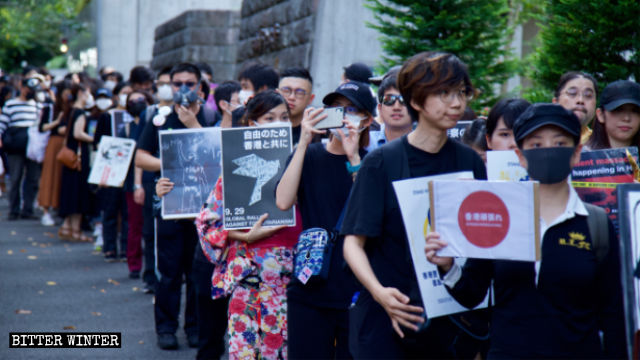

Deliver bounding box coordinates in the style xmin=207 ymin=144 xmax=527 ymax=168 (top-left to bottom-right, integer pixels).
xmin=341 ymin=52 xmax=486 ymax=358
xmin=485 ymin=98 xmax=531 ymax=151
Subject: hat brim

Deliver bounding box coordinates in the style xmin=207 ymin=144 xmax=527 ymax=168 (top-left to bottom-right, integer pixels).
xmin=322 ymin=90 xmax=367 ymax=113
xmin=516 ymin=116 xmax=581 ymax=143
xmin=603 ymin=98 xmax=640 ymax=111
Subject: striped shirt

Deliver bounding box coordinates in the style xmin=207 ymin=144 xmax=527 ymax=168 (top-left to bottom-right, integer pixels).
xmin=0 ymin=98 xmax=42 ymax=135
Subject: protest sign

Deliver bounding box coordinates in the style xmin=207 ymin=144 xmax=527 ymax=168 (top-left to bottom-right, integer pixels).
xmin=429 ymin=180 xmax=540 ymax=261
xmin=393 ymin=171 xmax=488 ymax=318
xmin=88 ymin=136 xmax=136 ymax=187
xmin=159 ymin=127 xmax=221 ymax=219
xmin=108 ymin=109 xmax=132 ymax=137
xmin=487 ymin=150 xmax=529 ymax=181
xmin=571 ymin=147 xmax=639 ymax=233
xmin=617 ymin=184 xmax=640 ymax=359
xmin=446 ymin=120 xmax=472 ymax=140
xmin=221 ymin=125 xmax=295 ymax=229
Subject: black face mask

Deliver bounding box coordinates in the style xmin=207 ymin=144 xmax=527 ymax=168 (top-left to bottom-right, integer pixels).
xmin=522 ymin=147 xmax=575 ymax=184
xmin=127 ymin=100 xmax=147 ymax=118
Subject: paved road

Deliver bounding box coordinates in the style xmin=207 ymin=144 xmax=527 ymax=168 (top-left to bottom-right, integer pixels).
xmin=0 ymin=196 xmax=199 ymax=359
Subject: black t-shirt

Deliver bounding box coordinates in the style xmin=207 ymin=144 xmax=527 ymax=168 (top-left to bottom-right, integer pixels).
xmin=340 ymin=135 xmax=487 ymax=305
xmin=291 ymin=124 xmax=301 ymax=146
xmin=283 ymin=142 xmax=366 ymax=308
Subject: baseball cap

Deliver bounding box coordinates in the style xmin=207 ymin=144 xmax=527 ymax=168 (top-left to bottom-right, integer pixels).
xmin=322 ymin=81 xmax=377 ymax=115
xmin=600 ymin=80 xmax=640 ymax=111
xmin=96 ymin=88 xmax=113 ymax=98
xmin=343 ymin=63 xmax=373 ymax=84
xmin=369 ymin=65 xmax=402 ymax=86
xmin=513 ymin=103 xmax=581 ymax=146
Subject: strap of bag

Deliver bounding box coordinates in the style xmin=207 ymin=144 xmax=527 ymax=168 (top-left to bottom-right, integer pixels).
xmin=584 ymin=203 xmax=609 ymax=264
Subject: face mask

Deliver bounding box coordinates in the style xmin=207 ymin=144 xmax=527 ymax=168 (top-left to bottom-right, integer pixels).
xmin=172 ymin=85 xmax=199 ymax=106
xmin=35 ymin=91 xmax=46 ymax=103
xmin=84 ymin=94 xmax=95 ymax=109
xmin=238 ymin=90 xmax=254 ymax=105
xmin=104 ymin=80 xmax=116 ymax=92
xmin=330 ymin=114 xmax=367 ymax=139
xmin=96 ymin=98 xmax=112 ymax=111
xmin=44 ymin=80 xmax=51 ymax=89
xmin=255 ymin=121 xmax=289 ymax=128
xmin=118 ymin=94 xmax=128 ymax=108
xmin=522 ymin=147 xmax=575 ymax=184
xmin=127 ymin=100 xmax=147 ymax=118
xmin=157 ymin=84 xmax=173 ymax=102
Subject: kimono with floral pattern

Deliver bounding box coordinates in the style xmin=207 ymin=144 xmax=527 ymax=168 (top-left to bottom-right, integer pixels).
xmin=195 ymin=176 xmax=301 ymax=359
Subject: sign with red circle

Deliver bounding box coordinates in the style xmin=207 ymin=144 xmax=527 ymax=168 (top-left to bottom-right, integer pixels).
xmin=457 ymin=191 xmax=510 ymax=248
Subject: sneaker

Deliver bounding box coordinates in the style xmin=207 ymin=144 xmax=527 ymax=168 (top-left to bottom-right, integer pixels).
xmin=129 ymin=271 xmax=140 ymax=279
xmin=41 ymin=213 xmax=55 ymax=226
xmin=143 ymin=283 xmax=155 ymax=294
xmin=157 ymin=333 xmax=178 ymax=350
xmin=94 ymin=235 xmax=103 ymax=252
xmin=187 ymin=333 xmax=199 ymax=348
xmin=104 ymin=252 xmax=118 ymax=263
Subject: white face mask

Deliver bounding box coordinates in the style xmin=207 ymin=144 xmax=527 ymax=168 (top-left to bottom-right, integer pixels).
xmin=157 ymin=84 xmax=173 ymax=102
xmin=330 ymin=114 xmax=367 ymax=139
xmin=96 ymin=98 xmax=112 ymax=111
xmin=84 ymin=94 xmax=95 ymax=109
xmin=104 ymin=80 xmax=116 ymax=92
xmin=118 ymin=94 xmax=128 ymax=108
xmin=255 ymin=121 xmax=290 ymax=128
xmin=43 ymin=80 xmax=51 ymax=89
xmin=35 ymin=91 xmax=46 ymax=103
xmin=238 ymin=90 xmax=254 ymax=105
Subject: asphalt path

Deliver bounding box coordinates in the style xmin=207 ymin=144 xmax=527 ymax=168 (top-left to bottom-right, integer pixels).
xmin=0 ymin=196 xmax=200 ymax=359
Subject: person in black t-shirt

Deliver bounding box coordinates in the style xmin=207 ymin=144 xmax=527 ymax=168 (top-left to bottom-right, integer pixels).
xmin=135 ymin=63 xmax=206 ymax=352
xmin=276 ymin=81 xmax=376 ymax=359
xmin=425 ymin=103 xmax=626 ymax=358
xmin=341 ymin=52 xmax=486 ymax=359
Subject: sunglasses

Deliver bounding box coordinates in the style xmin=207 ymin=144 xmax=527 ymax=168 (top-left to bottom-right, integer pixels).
xmin=381 ymin=94 xmax=405 ymax=106
xmin=172 ymin=81 xmax=197 ymax=88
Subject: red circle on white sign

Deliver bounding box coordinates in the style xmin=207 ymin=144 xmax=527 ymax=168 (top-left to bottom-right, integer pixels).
xmin=457 ymin=191 xmax=510 ymax=248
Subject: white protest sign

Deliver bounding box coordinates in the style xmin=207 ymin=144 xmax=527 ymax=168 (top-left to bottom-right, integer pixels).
xmin=88 ymin=136 xmax=136 ymax=187
xmin=486 ymin=150 xmax=528 ymax=181
xmin=430 ymin=180 xmax=540 ymax=261
xmin=393 ymin=171 xmax=488 ymax=319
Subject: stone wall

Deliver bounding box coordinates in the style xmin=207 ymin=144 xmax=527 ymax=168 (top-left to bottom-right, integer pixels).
xmin=151 ymin=10 xmax=240 ymax=83
xmin=236 ymin=0 xmax=318 ymax=73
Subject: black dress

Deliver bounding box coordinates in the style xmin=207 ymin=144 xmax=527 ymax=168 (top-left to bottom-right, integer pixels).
xmin=58 ymin=108 xmax=92 ymax=217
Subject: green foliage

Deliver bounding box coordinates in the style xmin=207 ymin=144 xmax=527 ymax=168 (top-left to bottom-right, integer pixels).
xmin=365 ymin=0 xmax=519 ymax=108
xmin=530 ymin=0 xmax=640 ymax=93
xmin=0 ymin=0 xmax=87 ymax=72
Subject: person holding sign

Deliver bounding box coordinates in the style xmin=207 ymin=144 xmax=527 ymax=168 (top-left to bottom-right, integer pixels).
xmin=341 ymin=52 xmax=486 ymax=358
xmin=193 ymin=90 xmax=302 ymax=360
xmin=275 ymin=81 xmax=375 ymax=358
xmin=425 ymin=103 xmax=626 ymax=358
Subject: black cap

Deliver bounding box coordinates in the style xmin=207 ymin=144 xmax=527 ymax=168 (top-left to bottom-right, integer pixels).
xmin=513 ymin=103 xmax=581 ymax=146
xmin=96 ymin=88 xmax=113 ymax=98
xmin=600 ymin=80 xmax=640 ymax=111
xmin=369 ymin=65 xmax=402 ymax=86
xmin=343 ymin=63 xmax=373 ymax=84
xmin=323 ymin=81 xmax=377 ymax=115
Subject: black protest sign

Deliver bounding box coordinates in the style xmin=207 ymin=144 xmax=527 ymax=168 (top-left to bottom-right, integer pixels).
xmin=221 ymin=125 xmax=295 ymax=229
xmin=109 ymin=109 xmax=131 ymax=137
xmin=447 ymin=120 xmax=472 ymax=140
xmin=159 ymin=127 xmax=221 ymax=219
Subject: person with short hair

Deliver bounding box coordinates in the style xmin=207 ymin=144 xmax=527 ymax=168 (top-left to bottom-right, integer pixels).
xmin=426 ymin=103 xmax=626 ymax=359
xmin=276 ymin=81 xmax=376 ymax=358
xmin=461 ymin=117 xmax=488 ymax=162
xmin=552 ymin=71 xmax=598 ymax=144
xmin=485 ymin=98 xmax=531 ymax=151
xmin=341 ymin=51 xmax=486 ymax=358
xmin=213 ymin=80 xmax=241 ymax=129
xmin=342 ymin=62 xmax=373 ymax=84
xmin=129 ymin=66 xmax=154 ymax=92
xmin=136 ymin=62 xmax=204 ymax=350
xmin=237 ymin=63 xmax=279 ymax=100
xmin=278 ymin=67 xmax=315 ymax=145
xmin=586 ymin=80 xmax=640 ymax=150
xmin=367 ymin=75 xmax=412 ymax=151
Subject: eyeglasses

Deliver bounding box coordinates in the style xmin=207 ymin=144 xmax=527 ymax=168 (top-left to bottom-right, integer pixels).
xmin=172 ymin=81 xmax=197 ymax=88
xmin=279 ymin=87 xmax=308 ymax=99
xmin=381 ymin=94 xmax=405 ymax=106
xmin=439 ymin=88 xmax=473 ymax=103
xmin=562 ymin=88 xmax=595 ymax=100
